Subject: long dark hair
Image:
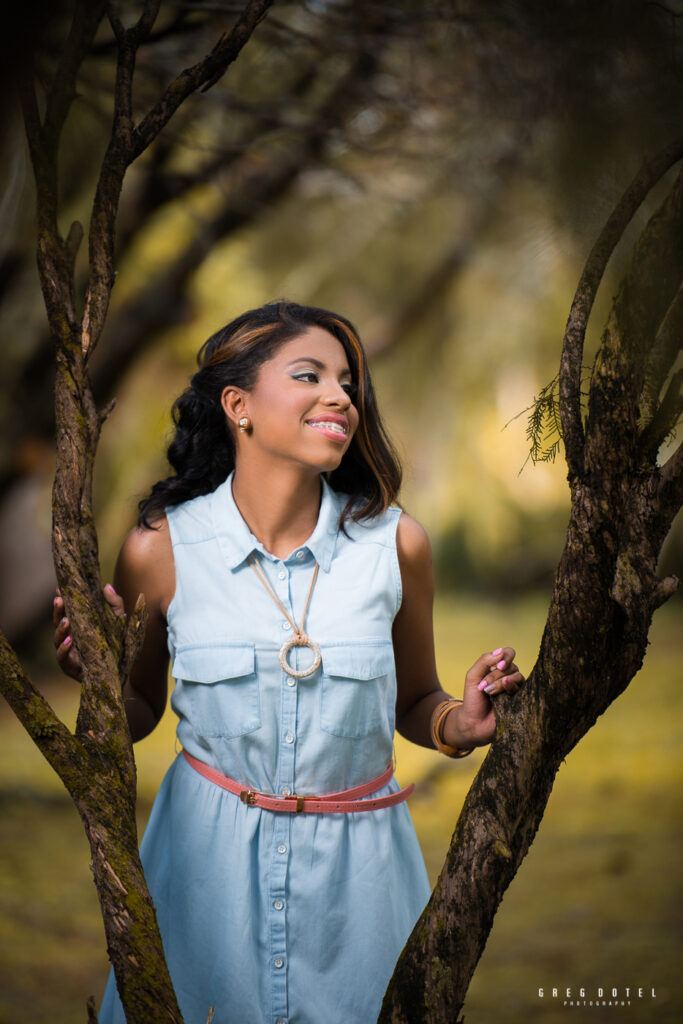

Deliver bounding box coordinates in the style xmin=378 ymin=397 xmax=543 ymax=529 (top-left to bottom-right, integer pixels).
xmin=138 ymin=301 xmax=402 ymax=528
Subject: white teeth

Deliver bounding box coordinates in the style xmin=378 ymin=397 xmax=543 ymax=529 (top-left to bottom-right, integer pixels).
xmin=308 ymin=421 xmax=347 ymax=435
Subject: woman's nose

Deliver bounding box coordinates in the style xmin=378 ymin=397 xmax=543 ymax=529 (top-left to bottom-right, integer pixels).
xmin=323 ymin=383 xmax=351 ymax=408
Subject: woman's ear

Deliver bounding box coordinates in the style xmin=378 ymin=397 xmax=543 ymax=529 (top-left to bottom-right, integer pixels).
xmin=221 ymin=386 xmax=248 ymax=430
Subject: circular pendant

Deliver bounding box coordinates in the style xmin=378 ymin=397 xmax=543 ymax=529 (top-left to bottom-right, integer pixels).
xmin=279 ymin=633 xmax=322 ymax=678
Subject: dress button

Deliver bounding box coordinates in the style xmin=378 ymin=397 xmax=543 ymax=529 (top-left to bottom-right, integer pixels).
xmin=277 ymin=844 xmax=287 ymax=854
xmin=282 ymin=621 xmax=292 ymax=631
xmin=281 ymin=786 xmax=291 ymax=797
xmin=287 ymin=678 xmax=296 ymax=687
xmin=296 ymin=550 xmax=305 ymax=560
xmin=285 ymin=731 xmax=294 ymax=744
xmin=274 ymin=956 xmax=284 ymax=969
xmin=278 ymin=571 xmax=286 ymax=580
xmin=273 ymin=899 xmax=284 ymax=911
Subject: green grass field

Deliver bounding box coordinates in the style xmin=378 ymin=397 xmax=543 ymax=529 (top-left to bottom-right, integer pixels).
xmin=0 ymin=595 xmax=680 ymax=1023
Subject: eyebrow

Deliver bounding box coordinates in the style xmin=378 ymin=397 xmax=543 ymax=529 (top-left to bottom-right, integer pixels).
xmin=287 ymin=357 xmax=352 ymax=376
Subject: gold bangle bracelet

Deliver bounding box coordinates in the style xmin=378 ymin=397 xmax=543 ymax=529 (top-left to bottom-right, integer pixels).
xmin=430 ymin=698 xmax=475 ymax=758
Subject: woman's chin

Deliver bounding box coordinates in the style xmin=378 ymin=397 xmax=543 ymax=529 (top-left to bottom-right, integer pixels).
xmin=305 ymin=452 xmax=347 ymax=475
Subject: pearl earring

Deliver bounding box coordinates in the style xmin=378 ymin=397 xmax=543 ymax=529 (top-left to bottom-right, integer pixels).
xmin=238 ymin=417 xmax=251 ymax=433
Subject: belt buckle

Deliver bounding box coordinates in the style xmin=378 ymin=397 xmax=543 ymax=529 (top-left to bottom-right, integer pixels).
xmin=240 ymin=789 xmax=257 ymax=806
xmin=284 ymin=792 xmax=310 ymax=813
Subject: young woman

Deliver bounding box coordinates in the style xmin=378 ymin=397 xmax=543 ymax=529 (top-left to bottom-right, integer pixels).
xmin=54 ymin=301 xmax=524 ymax=1024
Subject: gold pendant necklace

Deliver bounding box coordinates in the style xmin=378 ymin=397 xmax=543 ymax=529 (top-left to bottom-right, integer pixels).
xmin=247 ymin=554 xmax=321 ymax=678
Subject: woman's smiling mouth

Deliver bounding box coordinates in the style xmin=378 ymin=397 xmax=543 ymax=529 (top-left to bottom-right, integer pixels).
xmin=306 ymin=416 xmax=349 ymax=442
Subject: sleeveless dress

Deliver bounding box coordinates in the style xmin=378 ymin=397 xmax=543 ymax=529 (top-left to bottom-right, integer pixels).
xmin=99 ymin=472 xmax=431 ymax=1024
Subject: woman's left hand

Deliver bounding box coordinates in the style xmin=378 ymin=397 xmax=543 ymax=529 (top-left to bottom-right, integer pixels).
xmin=458 ymin=647 xmax=525 ymax=748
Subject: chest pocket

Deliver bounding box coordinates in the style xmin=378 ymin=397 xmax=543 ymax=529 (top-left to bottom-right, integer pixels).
xmin=319 ymin=641 xmax=396 ymax=739
xmin=171 ymin=642 xmax=260 ymax=739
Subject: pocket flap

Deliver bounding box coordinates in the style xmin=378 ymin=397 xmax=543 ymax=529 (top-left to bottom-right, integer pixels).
xmin=321 ymin=641 xmax=395 ymax=680
xmin=172 ymin=642 xmax=255 ymax=684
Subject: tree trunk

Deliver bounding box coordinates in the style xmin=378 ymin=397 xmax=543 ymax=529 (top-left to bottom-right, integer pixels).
xmin=379 ymin=141 xmax=683 ymax=1022
xmin=0 ymin=2 xmax=275 ymax=1020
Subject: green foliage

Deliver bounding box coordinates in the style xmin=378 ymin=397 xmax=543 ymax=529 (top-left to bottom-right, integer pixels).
xmin=523 ymin=374 xmax=564 ymax=467
xmin=508 ymin=367 xmax=592 ymax=472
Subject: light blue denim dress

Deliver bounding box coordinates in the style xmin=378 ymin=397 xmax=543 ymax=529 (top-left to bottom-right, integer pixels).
xmin=99 ymin=472 xmax=431 ymax=1024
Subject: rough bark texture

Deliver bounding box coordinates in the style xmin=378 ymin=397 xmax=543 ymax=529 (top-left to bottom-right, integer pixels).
xmin=0 ymin=2 xmax=274 ymax=1021
xmin=379 ymin=144 xmax=683 ymax=1022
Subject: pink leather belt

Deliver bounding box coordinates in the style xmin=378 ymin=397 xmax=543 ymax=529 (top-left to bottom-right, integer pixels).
xmin=183 ymin=750 xmax=414 ymax=813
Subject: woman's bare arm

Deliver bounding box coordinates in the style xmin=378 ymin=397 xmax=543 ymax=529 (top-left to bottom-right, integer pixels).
xmin=393 ymin=513 xmax=523 ymax=752
xmin=54 ymin=517 xmax=175 ymax=742
xmin=115 ymin=519 xmax=175 ymax=740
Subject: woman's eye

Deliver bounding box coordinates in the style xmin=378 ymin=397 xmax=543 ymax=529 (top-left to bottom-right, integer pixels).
xmin=292 ymin=371 xmax=356 ymax=399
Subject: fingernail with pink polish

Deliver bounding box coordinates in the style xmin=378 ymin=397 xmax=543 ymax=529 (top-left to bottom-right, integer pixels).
xmin=477 ymin=680 xmax=488 ymax=691
xmin=492 ymin=647 xmax=503 ymax=656
xmin=496 ymin=659 xmax=506 ymax=670
xmin=64 ymin=636 xmax=72 ymax=646
xmin=105 ymin=584 xmax=117 ymax=595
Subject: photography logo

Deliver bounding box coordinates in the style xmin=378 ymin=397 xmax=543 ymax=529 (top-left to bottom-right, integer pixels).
xmin=538 ymin=986 xmax=657 ymax=1009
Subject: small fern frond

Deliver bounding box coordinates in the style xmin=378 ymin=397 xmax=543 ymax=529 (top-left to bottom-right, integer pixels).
xmin=504 ymin=366 xmax=593 ymax=472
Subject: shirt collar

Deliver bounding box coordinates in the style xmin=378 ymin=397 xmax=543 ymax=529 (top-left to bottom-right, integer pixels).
xmin=211 ymin=472 xmax=341 ymax=573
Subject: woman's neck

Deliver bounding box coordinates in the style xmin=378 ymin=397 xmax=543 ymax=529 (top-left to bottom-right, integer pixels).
xmin=231 ymin=461 xmax=322 ymax=560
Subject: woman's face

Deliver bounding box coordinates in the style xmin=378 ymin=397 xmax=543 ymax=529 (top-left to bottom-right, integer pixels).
xmin=226 ymin=327 xmax=360 ymax=473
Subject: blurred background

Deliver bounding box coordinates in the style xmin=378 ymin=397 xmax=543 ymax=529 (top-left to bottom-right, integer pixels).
xmin=0 ymin=1 xmax=681 ymax=1021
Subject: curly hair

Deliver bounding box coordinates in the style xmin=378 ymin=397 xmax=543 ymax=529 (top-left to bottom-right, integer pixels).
xmin=138 ymin=301 xmax=402 ymax=528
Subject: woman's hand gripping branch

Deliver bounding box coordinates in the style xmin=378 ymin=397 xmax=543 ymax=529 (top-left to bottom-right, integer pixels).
xmin=53 ymin=584 xmax=125 ymax=683
xmin=440 ymin=646 xmax=524 ymax=752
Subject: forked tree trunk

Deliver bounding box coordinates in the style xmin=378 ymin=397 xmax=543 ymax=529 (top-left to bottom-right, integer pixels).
xmin=379 ymin=141 xmax=683 ymax=1022
xmin=0 ymin=2 xmax=274 ymax=1020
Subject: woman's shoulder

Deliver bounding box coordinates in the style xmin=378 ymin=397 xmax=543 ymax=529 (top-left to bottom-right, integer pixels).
xmin=395 ymin=512 xmax=432 ymax=569
xmin=118 ymin=517 xmax=172 ymax=574
xmin=114 ymin=516 xmax=175 ymax=618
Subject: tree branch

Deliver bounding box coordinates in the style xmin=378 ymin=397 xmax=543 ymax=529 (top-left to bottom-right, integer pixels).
xmin=659 ymin=436 xmax=683 ymax=511
xmin=366 ymin=240 xmax=470 ymax=358
xmin=81 ymin=3 xmax=165 ymax=359
xmin=92 ymin=6 xmax=206 ymax=53
xmin=114 ymin=57 xmax=322 ymax=258
xmin=81 ymin=0 xmax=275 ymax=362
xmin=583 ymin=167 xmax=683 ymax=479
xmin=640 ymin=369 xmax=683 ymax=462
xmin=19 ymin=6 xmax=106 ymax=343
xmin=559 ymin=134 xmax=683 ymax=482
xmin=132 ymin=0 xmax=276 ymax=157
xmin=641 ymin=280 xmax=683 ymax=422
xmin=0 ymin=628 xmax=83 ymax=786
xmin=42 ymin=1 xmax=108 ymax=160
xmin=90 ymin=44 xmax=378 ymax=378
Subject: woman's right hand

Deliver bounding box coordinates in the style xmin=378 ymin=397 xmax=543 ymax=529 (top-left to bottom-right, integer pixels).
xmin=53 ymin=584 xmax=125 ymax=682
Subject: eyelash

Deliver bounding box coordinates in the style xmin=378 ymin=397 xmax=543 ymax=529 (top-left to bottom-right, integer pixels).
xmin=292 ymin=371 xmax=357 ymax=398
